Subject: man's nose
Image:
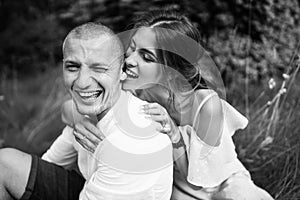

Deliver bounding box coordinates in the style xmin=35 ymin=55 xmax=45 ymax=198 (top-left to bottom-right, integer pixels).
xmin=75 ymin=67 xmax=92 ymax=89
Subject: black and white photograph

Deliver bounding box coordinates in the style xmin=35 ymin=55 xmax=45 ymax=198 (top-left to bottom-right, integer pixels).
xmin=0 ymin=0 xmax=299 ymax=199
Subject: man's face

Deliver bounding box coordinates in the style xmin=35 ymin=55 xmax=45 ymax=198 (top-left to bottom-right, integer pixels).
xmin=63 ymin=36 xmax=122 ymax=117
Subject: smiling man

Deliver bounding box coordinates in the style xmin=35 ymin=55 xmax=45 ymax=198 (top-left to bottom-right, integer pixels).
xmin=0 ymin=22 xmax=173 ymax=200
xmin=62 ymin=27 xmax=123 ymax=118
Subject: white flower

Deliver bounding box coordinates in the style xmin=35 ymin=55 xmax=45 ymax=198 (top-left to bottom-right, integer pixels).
xmin=268 ymin=78 xmax=276 ymax=89
xmin=282 ymin=73 xmax=290 ymax=80
xmin=260 ymin=136 xmax=273 ymax=148
xmin=279 ymin=88 xmax=287 ymax=95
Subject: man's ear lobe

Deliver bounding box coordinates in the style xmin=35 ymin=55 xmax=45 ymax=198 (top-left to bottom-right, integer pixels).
xmin=120 ymin=71 xmax=127 ymax=81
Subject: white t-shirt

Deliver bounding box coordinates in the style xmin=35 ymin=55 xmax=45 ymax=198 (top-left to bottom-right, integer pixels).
xmin=42 ymin=91 xmax=173 ymax=200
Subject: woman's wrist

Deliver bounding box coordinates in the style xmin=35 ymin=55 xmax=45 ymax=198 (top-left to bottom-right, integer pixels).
xmin=170 ymin=128 xmax=185 ymax=148
xmin=170 ymin=128 xmax=180 ymax=143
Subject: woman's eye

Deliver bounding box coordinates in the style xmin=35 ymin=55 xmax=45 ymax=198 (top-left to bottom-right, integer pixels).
xmin=142 ymin=53 xmax=154 ymax=62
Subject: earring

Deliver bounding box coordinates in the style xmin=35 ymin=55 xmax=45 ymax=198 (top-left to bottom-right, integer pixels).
xmin=120 ymin=72 xmax=127 ymax=81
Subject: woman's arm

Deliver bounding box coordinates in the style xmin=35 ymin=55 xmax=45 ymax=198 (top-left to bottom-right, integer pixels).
xmin=170 ymin=94 xmax=223 ymax=180
xmin=193 ymin=94 xmax=223 ymax=146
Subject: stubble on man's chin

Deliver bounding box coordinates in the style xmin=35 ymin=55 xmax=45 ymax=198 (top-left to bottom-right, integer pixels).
xmin=73 ymin=102 xmax=101 ymax=118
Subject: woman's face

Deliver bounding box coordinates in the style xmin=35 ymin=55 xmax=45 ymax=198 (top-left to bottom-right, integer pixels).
xmin=122 ymin=27 xmax=163 ymax=90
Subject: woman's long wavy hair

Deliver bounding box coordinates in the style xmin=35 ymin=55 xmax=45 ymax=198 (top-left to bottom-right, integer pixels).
xmin=132 ymin=8 xmax=207 ymax=90
xmin=128 ymin=8 xmax=208 ymax=116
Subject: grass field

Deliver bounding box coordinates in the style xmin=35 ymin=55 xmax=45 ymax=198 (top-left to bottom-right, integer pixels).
xmin=0 ymin=62 xmax=299 ymax=199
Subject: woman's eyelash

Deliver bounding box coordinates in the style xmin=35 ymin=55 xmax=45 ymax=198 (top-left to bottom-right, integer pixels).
xmin=141 ymin=52 xmax=155 ymax=62
xmin=143 ymin=55 xmax=152 ymax=62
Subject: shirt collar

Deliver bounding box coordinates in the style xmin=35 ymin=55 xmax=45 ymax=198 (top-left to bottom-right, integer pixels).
xmin=96 ymin=90 xmax=128 ymax=132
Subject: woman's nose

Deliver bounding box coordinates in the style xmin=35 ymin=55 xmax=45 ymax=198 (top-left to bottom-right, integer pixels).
xmin=125 ymin=52 xmax=138 ymax=68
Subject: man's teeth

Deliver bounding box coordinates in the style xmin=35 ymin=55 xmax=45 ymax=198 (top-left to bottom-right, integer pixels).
xmin=126 ymin=69 xmax=138 ymax=78
xmin=78 ymin=91 xmax=101 ymax=98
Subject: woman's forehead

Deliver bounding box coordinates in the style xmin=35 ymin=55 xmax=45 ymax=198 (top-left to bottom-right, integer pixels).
xmin=132 ymin=27 xmax=158 ymax=48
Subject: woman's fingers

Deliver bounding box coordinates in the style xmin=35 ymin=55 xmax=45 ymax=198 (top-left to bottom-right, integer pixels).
xmin=73 ymin=129 xmax=97 ymax=153
xmin=74 ymin=123 xmax=101 ymax=149
xmin=145 ymin=114 xmax=172 ymax=133
xmin=145 ymin=114 xmax=165 ymax=122
xmin=81 ymin=117 xmax=105 ymax=141
xmin=157 ymin=123 xmax=172 ymax=133
xmin=141 ymin=103 xmax=166 ymax=115
xmin=141 ymin=103 xmax=176 ymax=135
xmin=142 ymin=107 xmax=164 ymax=115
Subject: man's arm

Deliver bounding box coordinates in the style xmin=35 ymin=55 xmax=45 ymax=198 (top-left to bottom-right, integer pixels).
xmin=42 ymin=126 xmax=78 ymax=168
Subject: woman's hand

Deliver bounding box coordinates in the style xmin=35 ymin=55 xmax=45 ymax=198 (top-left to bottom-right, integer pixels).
xmin=73 ymin=115 xmax=105 ymax=153
xmin=62 ymin=100 xmax=105 ymax=153
xmin=140 ymin=103 xmax=181 ymax=143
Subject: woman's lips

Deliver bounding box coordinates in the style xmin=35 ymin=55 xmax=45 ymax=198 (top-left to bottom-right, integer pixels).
xmin=125 ymin=68 xmax=139 ymax=79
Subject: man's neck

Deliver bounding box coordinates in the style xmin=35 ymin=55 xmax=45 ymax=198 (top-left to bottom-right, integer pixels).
xmin=96 ymin=108 xmax=110 ymax=121
xmin=96 ymin=90 xmax=122 ymax=121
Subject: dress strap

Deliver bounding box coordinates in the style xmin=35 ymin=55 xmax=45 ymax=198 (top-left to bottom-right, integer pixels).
xmin=192 ymin=92 xmax=218 ymax=127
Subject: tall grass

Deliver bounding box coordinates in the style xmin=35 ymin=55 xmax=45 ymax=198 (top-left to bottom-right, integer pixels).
xmin=0 ymin=66 xmax=68 ymax=155
xmin=234 ymin=58 xmax=300 ymax=199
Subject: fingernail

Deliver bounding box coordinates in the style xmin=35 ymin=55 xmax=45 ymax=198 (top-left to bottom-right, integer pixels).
xmin=138 ymin=108 xmax=145 ymax=114
xmin=144 ymin=115 xmax=151 ymax=119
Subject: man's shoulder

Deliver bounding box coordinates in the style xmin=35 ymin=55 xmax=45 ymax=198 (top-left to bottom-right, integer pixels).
xmin=113 ymin=91 xmax=164 ymax=140
xmin=54 ymin=125 xmax=77 ymax=146
xmin=127 ymin=90 xmax=150 ymax=106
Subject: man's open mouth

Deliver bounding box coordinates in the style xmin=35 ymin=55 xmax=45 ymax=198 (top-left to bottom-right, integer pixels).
xmin=125 ymin=68 xmax=139 ymax=79
xmin=77 ymin=90 xmax=103 ymax=101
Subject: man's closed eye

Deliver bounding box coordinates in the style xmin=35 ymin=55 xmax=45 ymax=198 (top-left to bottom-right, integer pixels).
xmin=65 ymin=64 xmax=80 ymax=72
xmin=92 ymin=67 xmax=108 ymax=73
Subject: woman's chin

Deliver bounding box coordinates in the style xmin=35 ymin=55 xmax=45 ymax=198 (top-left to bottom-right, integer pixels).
xmin=122 ymin=80 xmax=157 ymax=91
xmin=122 ymin=80 xmax=139 ymax=90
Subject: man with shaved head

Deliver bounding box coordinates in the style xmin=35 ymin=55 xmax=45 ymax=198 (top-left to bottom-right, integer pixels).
xmin=0 ymin=22 xmax=173 ymax=200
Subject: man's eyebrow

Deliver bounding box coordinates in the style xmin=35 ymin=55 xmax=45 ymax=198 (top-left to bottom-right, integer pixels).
xmin=64 ymin=60 xmax=79 ymax=65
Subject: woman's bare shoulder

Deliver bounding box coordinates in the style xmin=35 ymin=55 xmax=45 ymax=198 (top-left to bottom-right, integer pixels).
xmin=192 ymin=89 xmax=218 ymax=108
